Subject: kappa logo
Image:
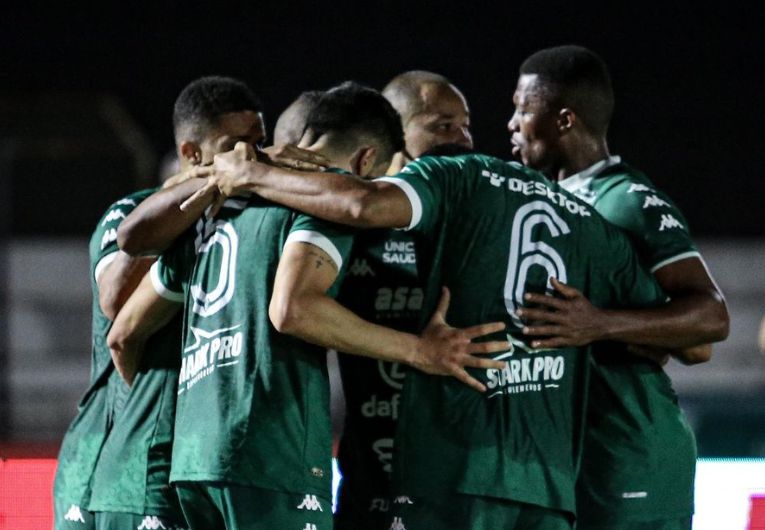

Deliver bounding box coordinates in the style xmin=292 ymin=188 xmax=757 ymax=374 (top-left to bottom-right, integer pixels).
xmin=302 ymin=524 xmax=318 ymax=530
xmin=390 ymin=516 xmax=407 ymax=530
xmin=627 ymin=183 xmax=652 ymax=193
xmin=349 ymin=258 xmax=375 ymax=277
xmin=297 ymin=494 xmax=324 ymax=511
xmin=137 ymin=516 xmax=167 ymax=529
xmin=642 ymin=194 xmax=670 ymax=209
xmin=64 ymin=504 xmax=85 ymax=523
xmin=658 ymin=213 xmax=684 ymax=231
xmin=115 ymin=198 xmax=137 ymax=207
xmin=101 ymin=208 xmax=127 ymax=226
xmin=393 ymin=496 xmax=414 ymax=504
xmin=100 ymin=228 xmax=118 ymax=249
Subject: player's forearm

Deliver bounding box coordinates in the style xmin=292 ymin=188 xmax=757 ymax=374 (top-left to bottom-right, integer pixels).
xmin=270 ymin=291 xmax=420 ymax=367
xmin=233 ymin=161 xmax=405 ymax=228
xmin=599 ymin=291 xmax=729 ymax=348
xmin=98 ymin=253 xmax=154 ymax=320
xmin=107 ymin=324 xmax=145 ymax=386
xmin=118 ymin=179 xmax=209 ymax=256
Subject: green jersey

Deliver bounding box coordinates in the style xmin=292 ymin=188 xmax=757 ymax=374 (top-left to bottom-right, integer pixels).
xmin=380 ymin=154 xmax=665 ymax=515
xmin=151 ymin=195 xmax=354 ymax=499
xmin=54 ymin=189 xmax=154 ymax=512
xmin=561 ymin=156 xmax=698 ymax=523
xmin=334 ymin=228 xmax=422 ymax=522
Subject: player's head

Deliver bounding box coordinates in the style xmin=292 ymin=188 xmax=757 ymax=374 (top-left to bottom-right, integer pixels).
xmin=273 ymin=90 xmax=324 ymax=146
xmin=383 ymin=70 xmax=472 ymax=160
xmin=173 ymin=75 xmax=266 ymax=169
xmin=298 ymin=81 xmax=404 ymax=178
xmin=508 ymin=45 xmax=614 ymax=172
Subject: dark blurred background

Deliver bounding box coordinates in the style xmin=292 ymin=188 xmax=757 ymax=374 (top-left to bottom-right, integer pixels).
xmin=1 ymin=2 xmax=764 ymax=456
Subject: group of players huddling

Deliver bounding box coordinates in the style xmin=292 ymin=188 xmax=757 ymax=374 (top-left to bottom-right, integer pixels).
xmin=53 ymin=45 xmax=729 ymax=530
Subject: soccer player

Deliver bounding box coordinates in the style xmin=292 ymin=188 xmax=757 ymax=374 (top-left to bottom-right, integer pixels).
xmin=108 ymin=81 xmax=507 ymax=530
xmin=273 ymin=90 xmax=324 ymax=146
xmin=506 ymin=45 xmax=729 ymax=529
xmin=332 ymin=71 xmax=475 ymax=530
xmin=52 ymin=76 xmax=266 ymax=530
xmin=185 ymin=131 xmax=685 ymax=528
xmin=382 ymin=70 xmax=472 ymax=174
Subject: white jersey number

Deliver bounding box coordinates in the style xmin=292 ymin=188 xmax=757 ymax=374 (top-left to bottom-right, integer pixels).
xmin=189 ymin=215 xmax=239 ymax=317
xmin=504 ymin=201 xmax=570 ymax=327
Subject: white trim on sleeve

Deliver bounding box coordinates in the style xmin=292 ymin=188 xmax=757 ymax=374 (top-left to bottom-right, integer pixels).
xmin=94 ymin=252 xmax=118 ymax=284
xmin=650 ymin=251 xmax=702 ymax=273
xmin=285 ymin=230 xmax=344 ymax=270
xmin=150 ymin=261 xmax=185 ymax=302
xmin=376 ymin=176 xmax=422 ymax=230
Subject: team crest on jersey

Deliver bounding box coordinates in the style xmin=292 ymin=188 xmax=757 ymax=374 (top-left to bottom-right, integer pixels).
xmin=297 ymin=494 xmax=324 ymax=511
xmin=136 ymin=516 xmax=167 ymax=529
xmin=64 ymin=504 xmax=85 ymax=523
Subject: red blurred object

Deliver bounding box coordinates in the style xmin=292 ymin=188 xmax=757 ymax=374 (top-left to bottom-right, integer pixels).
xmin=750 ymin=495 xmax=765 ymax=529
xmin=0 ymin=458 xmax=57 ymax=530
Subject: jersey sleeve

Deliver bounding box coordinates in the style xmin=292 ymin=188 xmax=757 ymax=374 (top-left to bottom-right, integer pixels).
xmin=595 ymin=177 xmax=699 ymax=273
xmin=89 ymin=189 xmax=155 ymax=284
xmin=376 ymin=155 xmax=464 ymax=233
xmin=149 ymin=233 xmax=195 ymax=303
xmin=285 ymin=214 xmax=356 ymax=295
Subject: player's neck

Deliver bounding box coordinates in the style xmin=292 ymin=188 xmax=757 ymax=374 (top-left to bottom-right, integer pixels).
xmin=554 ymin=137 xmax=610 ymax=181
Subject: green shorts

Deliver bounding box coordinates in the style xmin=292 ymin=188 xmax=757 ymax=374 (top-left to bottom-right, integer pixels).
xmin=54 ymin=502 xmax=95 ymax=530
xmin=174 ymin=481 xmax=332 ymax=530
xmin=94 ymin=511 xmax=188 ymax=529
xmin=575 ymin=517 xmax=692 ymax=530
xmin=388 ymin=493 xmax=572 ymax=530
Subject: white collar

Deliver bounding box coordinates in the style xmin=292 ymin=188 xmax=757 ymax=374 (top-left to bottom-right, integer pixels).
xmin=559 ymin=155 xmax=622 ymax=194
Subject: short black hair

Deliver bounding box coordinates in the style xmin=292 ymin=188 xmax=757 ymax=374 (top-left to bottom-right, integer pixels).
xmin=304 ymin=81 xmax=405 ymax=163
xmin=520 ymin=45 xmax=614 ymax=135
xmin=173 ymin=75 xmax=262 ymax=144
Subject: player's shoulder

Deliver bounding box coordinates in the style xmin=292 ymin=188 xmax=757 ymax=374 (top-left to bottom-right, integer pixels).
xmin=595 ymin=160 xmax=659 ymax=195
xmin=89 ymin=187 xmax=158 ymax=253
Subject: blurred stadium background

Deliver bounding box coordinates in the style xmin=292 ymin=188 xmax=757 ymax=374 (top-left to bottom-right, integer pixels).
xmin=1 ymin=3 xmax=764 ymax=528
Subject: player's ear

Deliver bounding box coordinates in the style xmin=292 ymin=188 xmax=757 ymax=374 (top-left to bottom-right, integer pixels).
xmin=557 ymin=108 xmax=576 ymax=134
xmin=351 ymin=146 xmax=378 ymax=177
xmin=179 ymin=141 xmax=202 ymax=166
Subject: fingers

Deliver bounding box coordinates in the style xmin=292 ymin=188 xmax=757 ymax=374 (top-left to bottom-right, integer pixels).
xmin=550 ymin=277 xmax=581 ymax=299
xmin=528 ymin=337 xmax=569 ymax=349
xmin=451 ymin=368 xmax=487 ymax=393
xmin=459 ymin=354 xmax=507 ymax=370
xmin=515 ymin=307 xmax=562 ymax=322
xmin=234 ymin=141 xmax=257 ymax=160
xmin=263 ymin=144 xmax=331 ymax=171
xmin=467 ymin=340 xmax=512 ymax=355
xmin=522 ymin=292 xmax=567 ymax=310
xmin=180 ymin=179 xmax=218 ymax=212
xmin=461 ymin=321 xmax=505 ymax=340
xmin=521 ymin=324 xmax=561 ymax=336
xmin=428 ymin=287 xmax=450 ymax=325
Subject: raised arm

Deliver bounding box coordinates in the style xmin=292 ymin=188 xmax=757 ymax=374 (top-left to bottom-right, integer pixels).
xmin=107 ymin=274 xmax=181 ymax=385
xmin=182 ymin=146 xmax=413 ymax=229
xmin=118 ymin=175 xmax=213 ymax=256
xmin=270 ymin=241 xmax=508 ymax=392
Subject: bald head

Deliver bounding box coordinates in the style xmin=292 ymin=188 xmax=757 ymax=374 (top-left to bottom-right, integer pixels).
xmin=382 ymin=70 xmax=472 ymax=161
xmin=273 ymin=90 xmax=323 ymax=146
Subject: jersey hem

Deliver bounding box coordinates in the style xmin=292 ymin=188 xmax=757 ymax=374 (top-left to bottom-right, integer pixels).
xmin=649 ymin=251 xmax=701 ymax=273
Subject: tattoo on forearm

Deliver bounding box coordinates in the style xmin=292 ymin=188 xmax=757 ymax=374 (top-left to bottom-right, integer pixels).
xmin=307 ymin=250 xmax=337 ymax=271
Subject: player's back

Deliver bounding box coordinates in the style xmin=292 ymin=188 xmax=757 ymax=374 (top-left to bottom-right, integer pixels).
xmin=152 ymin=195 xmax=352 ymax=500
xmin=385 ymin=154 xmax=664 ymax=514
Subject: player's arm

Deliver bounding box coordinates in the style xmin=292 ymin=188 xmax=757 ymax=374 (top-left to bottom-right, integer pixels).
xmin=118 ymin=174 xmax=215 ymax=257
xmin=270 ymin=241 xmax=508 ymax=392
xmin=519 ymin=257 xmax=729 ymax=353
xmin=97 ymin=252 xmax=154 ymax=320
xmin=107 ymin=274 xmax=181 ymax=386
xmin=181 ymin=145 xmax=413 ymax=229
